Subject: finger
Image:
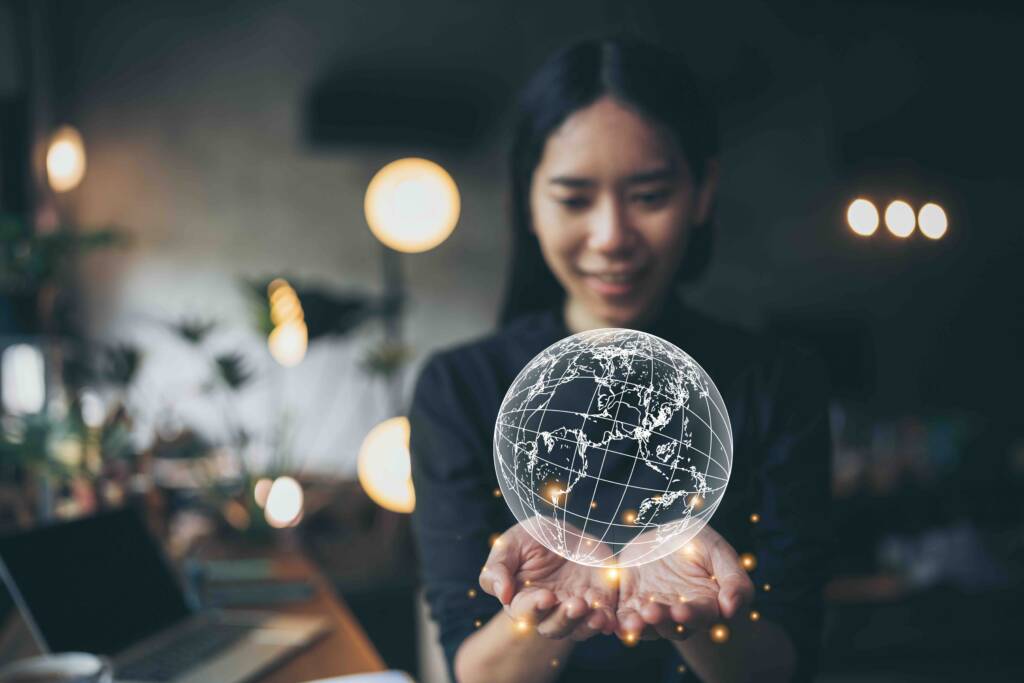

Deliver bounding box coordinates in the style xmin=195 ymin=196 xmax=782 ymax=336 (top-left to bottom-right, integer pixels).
xmin=479 ymin=562 xmax=515 ymax=605
xmin=509 ymin=588 xmax=558 ymax=625
xmin=479 ymin=535 xmax=521 ymax=605
xmin=639 ymin=600 xmax=670 ymax=626
xmin=568 ymin=612 xmax=602 ymax=642
xmin=717 ymin=571 xmax=755 ymax=619
xmin=615 ymin=608 xmax=647 ymax=641
xmin=584 ymin=587 xmax=618 ymax=635
xmin=709 ymin=540 xmax=756 ymax=619
xmin=670 ymin=595 xmax=720 ymax=630
xmin=536 ymin=597 xmax=590 ymax=639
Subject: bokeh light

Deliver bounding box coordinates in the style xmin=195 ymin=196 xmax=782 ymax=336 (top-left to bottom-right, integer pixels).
xmin=267 ymin=319 xmax=308 ymax=367
xmin=918 ymin=202 xmax=948 ymax=240
xmin=264 ymin=476 xmax=304 ymax=528
xmin=740 ymin=553 xmax=757 ymax=571
xmin=253 ymin=477 xmax=273 ymax=508
xmin=846 ymin=198 xmax=879 ymax=236
xmin=357 ymin=416 xmax=416 ymax=513
xmin=46 ymin=125 xmax=87 ymax=193
xmin=266 ymin=279 xmax=308 ymax=367
xmin=885 ymin=200 xmax=916 ymax=237
xmin=364 ymin=157 xmax=460 ymax=253
xmin=1 ymin=344 xmax=45 ymax=415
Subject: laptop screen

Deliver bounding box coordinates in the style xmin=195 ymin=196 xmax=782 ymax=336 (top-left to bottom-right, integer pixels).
xmin=0 ymin=508 xmax=192 ymax=655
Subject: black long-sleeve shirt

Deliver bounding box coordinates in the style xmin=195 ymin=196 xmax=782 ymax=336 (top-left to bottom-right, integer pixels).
xmin=409 ymin=303 xmax=832 ymax=682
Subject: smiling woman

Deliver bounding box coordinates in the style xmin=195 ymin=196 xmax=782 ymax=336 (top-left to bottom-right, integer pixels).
xmin=409 ymin=37 xmax=832 ymax=683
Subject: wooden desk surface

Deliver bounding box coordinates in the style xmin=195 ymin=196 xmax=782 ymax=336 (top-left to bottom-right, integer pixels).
xmin=190 ymin=538 xmax=386 ymax=683
xmin=256 ymin=553 xmax=385 ymax=683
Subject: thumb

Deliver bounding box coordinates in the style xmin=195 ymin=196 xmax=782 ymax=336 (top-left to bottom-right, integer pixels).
xmin=480 ymin=532 xmax=521 ymax=606
xmin=709 ymin=541 xmax=754 ymax=619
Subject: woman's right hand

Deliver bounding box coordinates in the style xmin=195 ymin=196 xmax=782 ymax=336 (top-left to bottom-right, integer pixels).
xmin=479 ymin=520 xmax=619 ymax=641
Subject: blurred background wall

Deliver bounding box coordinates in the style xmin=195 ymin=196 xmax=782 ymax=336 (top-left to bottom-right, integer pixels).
xmin=8 ymin=0 xmax=1018 ymax=475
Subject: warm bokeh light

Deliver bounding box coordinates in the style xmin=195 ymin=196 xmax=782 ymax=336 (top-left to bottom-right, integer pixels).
xmin=749 ymin=610 xmax=761 ymax=622
xmin=740 ymin=553 xmax=758 ymax=571
xmin=1 ymin=344 xmax=46 ymax=415
xmin=264 ymin=476 xmax=304 ymax=528
xmin=710 ymin=624 xmax=730 ymax=643
xmin=749 ymin=512 xmax=761 ymax=524
xmin=364 ymin=157 xmax=460 ymax=253
xmin=46 ymin=125 xmax=86 ymax=192
xmin=885 ymin=200 xmax=916 ymax=237
xmin=918 ymin=202 xmax=948 ymax=239
xmin=268 ymin=319 xmax=308 ymax=367
xmin=253 ymin=477 xmax=273 ymax=508
xmin=846 ymin=198 xmax=879 ymax=236
xmin=357 ymin=416 xmax=416 ymax=513
xmin=79 ymin=390 xmax=106 ymax=429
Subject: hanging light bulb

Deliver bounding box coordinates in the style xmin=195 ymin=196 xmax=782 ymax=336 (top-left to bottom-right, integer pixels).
xmin=918 ymin=202 xmax=948 ymax=239
xmin=846 ymin=198 xmax=879 ymax=236
xmin=46 ymin=125 xmax=87 ymax=193
xmin=884 ymin=200 xmax=916 ymax=238
xmin=364 ymin=158 xmax=460 ymax=253
xmin=264 ymin=476 xmax=304 ymax=528
xmin=357 ymin=416 xmax=416 ymax=513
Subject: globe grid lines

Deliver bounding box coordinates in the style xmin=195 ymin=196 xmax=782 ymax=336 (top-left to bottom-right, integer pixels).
xmin=494 ymin=328 xmax=733 ymax=567
xmin=518 ymin=340 xmax=597 ymax=556
xmin=495 ymin=406 xmax=730 ymax=478
xmin=494 ymin=447 xmax=726 ymax=526
xmin=498 ymin=374 xmax=732 ymax=460
xmin=575 ymin=331 xmax=643 ymax=561
xmin=497 ymin=330 xmax=720 ymax=564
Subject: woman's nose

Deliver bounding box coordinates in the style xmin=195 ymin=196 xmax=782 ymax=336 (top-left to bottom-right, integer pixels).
xmin=587 ymin=197 xmax=634 ymax=254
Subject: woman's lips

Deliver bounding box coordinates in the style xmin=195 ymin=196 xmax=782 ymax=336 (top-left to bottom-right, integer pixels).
xmin=581 ymin=271 xmax=643 ymax=297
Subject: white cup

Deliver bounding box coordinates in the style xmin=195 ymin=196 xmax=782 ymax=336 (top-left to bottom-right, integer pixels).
xmin=0 ymin=653 xmax=112 ymax=683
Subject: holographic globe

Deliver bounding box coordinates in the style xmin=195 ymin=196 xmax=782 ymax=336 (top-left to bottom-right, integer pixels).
xmin=493 ymin=329 xmax=732 ymax=567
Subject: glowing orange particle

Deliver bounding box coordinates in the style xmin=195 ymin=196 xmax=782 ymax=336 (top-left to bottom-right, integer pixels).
xmin=710 ymin=624 xmax=730 ymax=643
xmin=740 ymin=553 xmax=757 ymax=571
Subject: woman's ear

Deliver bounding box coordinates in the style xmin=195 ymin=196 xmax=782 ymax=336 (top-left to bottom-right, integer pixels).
xmin=693 ymin=158 xmax=720 ymax=226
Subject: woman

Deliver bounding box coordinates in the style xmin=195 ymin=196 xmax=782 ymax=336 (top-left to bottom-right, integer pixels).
xmin=409 ymin=37 xmax=832 ymax=683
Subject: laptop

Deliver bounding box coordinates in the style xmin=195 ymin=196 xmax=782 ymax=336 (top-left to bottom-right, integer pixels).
xmin=0 ymin=508 xmax=330 ymax=682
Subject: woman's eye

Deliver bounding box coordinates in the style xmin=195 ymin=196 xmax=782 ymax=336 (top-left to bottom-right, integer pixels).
xmin=558 ymin=196 xmax=591 ymax=210
xmin=631 ymin=190 xmax=670 ymax=207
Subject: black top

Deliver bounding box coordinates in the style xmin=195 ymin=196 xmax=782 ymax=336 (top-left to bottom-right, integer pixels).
xmin=409 ymin=303 xmax=832 ymax=682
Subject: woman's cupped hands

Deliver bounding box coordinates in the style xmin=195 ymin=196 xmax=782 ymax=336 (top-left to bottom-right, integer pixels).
xmin=478 ymin=519 xmax=754 ymax=643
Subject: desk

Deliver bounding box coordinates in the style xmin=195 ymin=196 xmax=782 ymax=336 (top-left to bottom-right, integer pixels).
xmin=192 ymin=544 xmax=386 ymax=683
xmin=257 ymin=553 xmax=385 ymax=682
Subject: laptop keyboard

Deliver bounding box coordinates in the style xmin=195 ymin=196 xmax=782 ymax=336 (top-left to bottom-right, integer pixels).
xmin=117 ymin=621 xmax=256 ymax=681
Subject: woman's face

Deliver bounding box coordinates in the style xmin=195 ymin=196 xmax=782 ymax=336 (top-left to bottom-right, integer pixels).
xmin=529 ymin=96 xmax=717 ymax=331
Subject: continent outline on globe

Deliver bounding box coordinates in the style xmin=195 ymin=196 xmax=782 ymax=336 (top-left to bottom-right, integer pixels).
xmin=493 ymin=328 xmax=733 ymax=567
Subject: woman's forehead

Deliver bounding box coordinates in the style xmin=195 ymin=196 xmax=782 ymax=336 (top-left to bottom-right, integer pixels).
xmin=537 ymin=97 xmax=683 ymax=181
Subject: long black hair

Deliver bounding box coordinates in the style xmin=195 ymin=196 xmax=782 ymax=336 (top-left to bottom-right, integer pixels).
xmin=499 ymin=37 xmax=719 ymax=325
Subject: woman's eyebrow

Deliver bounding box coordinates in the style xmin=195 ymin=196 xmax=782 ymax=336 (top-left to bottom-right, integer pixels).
xmin=624 ymin=166 xmax=677 ymax=184
xmin=548 ymin=175 xmax=596 ymax=188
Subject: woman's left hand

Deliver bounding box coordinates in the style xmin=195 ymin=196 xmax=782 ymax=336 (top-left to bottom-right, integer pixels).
xmin=615 ymin=525 xmax=755 ymax=641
